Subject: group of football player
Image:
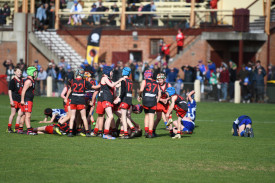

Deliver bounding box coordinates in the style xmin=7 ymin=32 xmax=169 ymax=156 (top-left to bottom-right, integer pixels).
xmin=7 ymin=64 xmax=253 ymax=139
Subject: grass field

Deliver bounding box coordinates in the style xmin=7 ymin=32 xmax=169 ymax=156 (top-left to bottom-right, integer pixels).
xmin=0 ymin=95 xmax=275 ymax=183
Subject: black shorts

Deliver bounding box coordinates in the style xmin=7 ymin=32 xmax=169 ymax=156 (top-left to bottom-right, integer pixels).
xmin=144 ymin=108 xmax=156 ymax=114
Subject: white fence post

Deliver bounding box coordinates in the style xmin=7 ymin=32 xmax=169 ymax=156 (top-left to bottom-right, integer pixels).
xmin=234 ymin=81 xmax=241 ymax=103
xmin=194 ymin=79 xmax=201 ymax=102
xmin=47 ymin=76 xmax=52 ymax=97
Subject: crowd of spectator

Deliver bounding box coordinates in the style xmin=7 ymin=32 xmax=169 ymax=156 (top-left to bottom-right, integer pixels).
xmin=35 ymin=1 xmax=56 ymax=30
xmin=0 ymin=3 xmax=10 ymax=25
xmin=3 ymin=56 xmax=275 ymax=103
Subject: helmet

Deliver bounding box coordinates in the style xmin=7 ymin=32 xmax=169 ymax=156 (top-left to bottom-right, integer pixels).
xmin=103 ymin=66 xmax=113 ymax=77
xmin=157 ymin=73 xmax=166 ymax=80
xmin=27 ymin=66 xmax=38 ymax=78
xmin=166 ymin=87 xmax=176 ymax=97
xmin=144 ymin=70 xmax=153 ymax=79
xmin=122 ymin=67 xmax=131 ymax=76
xmin=132 ymin=104 xmax=143 ymax=114
xmin=75 ymin=68 xmax=85 ymax=78
xmin=84 ymin=71 xmax=91 ymax=80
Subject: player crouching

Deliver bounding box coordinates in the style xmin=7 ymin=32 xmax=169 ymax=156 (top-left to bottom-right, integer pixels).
xmin=232 ymin=115 xmax=254 ymax=138
xmin=165 ymin=87 xmax=188 ymax=139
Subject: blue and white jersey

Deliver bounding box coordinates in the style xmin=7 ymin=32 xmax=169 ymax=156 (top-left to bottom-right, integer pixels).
xmin=52 ymin=109 xmax=66 ymax=120
xmin=186 ymin=99 xmax=196 ymax=122
xmin=234 ymin=115 xmax=252 ymax=126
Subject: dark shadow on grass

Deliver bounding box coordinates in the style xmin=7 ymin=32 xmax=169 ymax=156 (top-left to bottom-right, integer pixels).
xmin=195 ymin=125 xmax=199 ymax=128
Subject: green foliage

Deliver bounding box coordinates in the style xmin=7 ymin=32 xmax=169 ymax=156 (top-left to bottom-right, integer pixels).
xmin=0 ymin=96 xmax=275 ymax=183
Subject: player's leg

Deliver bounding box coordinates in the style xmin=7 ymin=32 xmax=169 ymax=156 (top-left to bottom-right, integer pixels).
xmin=17 ymin=113 xmax=25 ymax=134
xmin=15 ymin=109 xmax=23 ymax=131
xmin=148 ymin=111 xmax=155 ymax=138
xmin=7 ymin=107 xmax=16 ymax=132
xmin=238 ymin=124 xmax=246 ymax=137
xmin=68 ymin=109 xmax=76 ymax=137
xmin=25 ymin=112 xmax=36 ymax=135
xmin=144 ymin=113 xmax=149 ymax=136
xmin=172 ymin=117 xmax=182 ymax=139
xmin=120 ymin=108 xmax=129 ymax=139
xmin=79 ymin=108 xmax=92 ymax=137
xmin=103 ymin=107 xmax=115 ymax=139
xmin=153 ymin=111 xmax=162 ymax=137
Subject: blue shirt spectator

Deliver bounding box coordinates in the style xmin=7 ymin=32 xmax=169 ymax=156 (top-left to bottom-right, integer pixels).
xmin=36 ymin=4 xmax=47 ymax=21
xmin=166 ymin=67 xmax=179 ymax=82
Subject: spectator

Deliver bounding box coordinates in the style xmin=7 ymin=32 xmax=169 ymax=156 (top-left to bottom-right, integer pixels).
xmin=219 ymin=65 xmax=230 ymax=102
xmin=36 ymin=4 xmax=47 ymax=30
xmin=161 ymin=42 xmax=171 ymax=64
xmin=69 ymin=0 xmax=85 ymax=26
xmin=66 ymin=0 xmax=74 ymax=9
xmin=56 ymin=66 xmax=66 ymax=96
xmin=109 ymin=3 xmax=119 ymax=25
xmin=254 ymin=68 xmax=265 ymax=103
xmin=174 ymin=75 xmax=184 ymax=95
xmin=129 ymin=59 xmax=136 ymax=80
xmin=137 ymin=4 xmax=144 ymax=25
xmin=176 ymin=29 xmax=185 ymax=54
xmin=48 ymin=1 xmax=55 ymax=29
xmin=166 ymin=67 xmax=179 ymax=83
xmin=134 ymin=65 xmax=143 ymax=83
xmin=95 ymin=3 xmax=106 ymax=24
xmin=46 ymin=63 xmax=57 ymax=94
xmin=113 ymin=61 xmax=123 ymax=82
xmin=152 ymin=62 xmax=160 ymax=79
xmin=161 ymin=62 xmax=169 ymax=75
xmin=206 ymin=60 xmax=216 ymax=81
xmin=126 ymin=3 xmax=137 ymax=26
xmin=210 ymin=0 xmax=218 ymax=25
xmin=149 ymin=1 xmax=156 ymax=26
xmin=6 ymin=65 xmax=14 ymax=82
xmin=3 ymin=59 xmax=14 ymax=73
xmin=254 ymin=60 xmax=266 ymax=77
xmin=37 ymin=67 xmax=47 ymax=95
xmin=197 ymin=60 xmax=206 ymax=93
xmin=1 ymin=3 xmax=10 ymax=25
xmin=228 ymin=60 xmax=237 ymax=102
xmin=87 ymin=3 xmax=97 ymax=25
xmin=209 ymin=68 xmax=218 ymax=101
xmin=58 ymin=56 xmax=68 ymax=71
xmin=182 ymin=65 xmax=194 ymax=93
xmin=34 ymin=60 xmax=41 ymax=71
xmin=142 ymin=61 xmax=150 ymax=77
xmin=66 ymin=65 xmax=74 ymax=82
xmin=268 ymin=65 xmax=275 ymax=80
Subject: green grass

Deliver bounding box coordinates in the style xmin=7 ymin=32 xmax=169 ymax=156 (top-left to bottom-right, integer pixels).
xmin=0 ymin=95 xmax=275 ymax=183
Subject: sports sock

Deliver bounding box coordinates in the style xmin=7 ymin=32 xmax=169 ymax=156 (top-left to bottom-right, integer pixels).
xmin=169 ymin=129 xmax=173 ymax=134
xmin=94 ymin=128 xmax=99 ymax=134
xmin=124 ymin=131 xmax=129 ymax=136
xmin=85 ymin=130 xmax=89 ymax=134
xmin=77 ymin=128 xmax=82 ymax=133
xmin=130 ymin=127 xmax=135 ymax=131
xmin=98 ymin=130 xmax=102 ymax=134
xmin=27 ymin=127 xmax=33 ymax=132
xmin=177 ymin=130 xmax=181 ymax=134
xmin=104 ymin=129 xmax=109 ymax=135
xmin=69 ymin=129 xmax=73 ymax=133
xmin=8 ymin=124 xmax=12 ymax=129
xmin=19 ymin=127 xmax=23 ymax=131
xmin=57 ymin=122 xmax=62 ymax=127
xmin=120 ymin=130 xmax=124 ymax=134
xmin=145 ymin=127 xmax=149 ymax=133
xmin=15 ymin=124 xmax=19 ymax=130
xmin=153 ymin=129 xmax=156 ymax=133
xmin=149 ymin=130 xmax=153 ymax=135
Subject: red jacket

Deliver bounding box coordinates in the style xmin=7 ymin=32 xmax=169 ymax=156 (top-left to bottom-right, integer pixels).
xmin=161 ymin=44 xmax=171 ymax=55
xmin=210 ymin=0 xmax=218 ymax=9
xmin=176 ymin=33 xmax=185 ymax=46
xmin=220 ymin=69 xmax=229 ymax=83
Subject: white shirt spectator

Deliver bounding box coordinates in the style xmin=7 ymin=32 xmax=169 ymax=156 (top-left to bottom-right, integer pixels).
xmin=37 ymin=70 xmax=47 ymax=81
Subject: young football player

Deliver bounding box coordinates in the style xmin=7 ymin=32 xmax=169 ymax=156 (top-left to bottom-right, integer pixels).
xmin=65 ymin=68 xmax=100 ymax=137
xmin=232 ymin=115 xmax=254 ymax=137
xmin=138 ymin=70 xmax=161 ymax=138
xmin=40 ymin=108 xmax=67 ymax=123
xmin=20 ymin=66 xmax=38 ymax=135
xmin=34 ymin=121 xmax=69 ymax=135
xmin=165 ymin=87 xmax=188 ymax=139
xmin=97 ymin=66 xmax=124 ymax=140
xmin=7 ymin=67 xmax=24 ymax=133
xmin=154 ymin=73 xmax=172 ymax=136
xmin=114 ymin=67 xmax=135 ymax=139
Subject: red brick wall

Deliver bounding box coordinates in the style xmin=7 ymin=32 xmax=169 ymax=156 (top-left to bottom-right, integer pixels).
xmin=0 ymin=42 xmax=17 ymax=75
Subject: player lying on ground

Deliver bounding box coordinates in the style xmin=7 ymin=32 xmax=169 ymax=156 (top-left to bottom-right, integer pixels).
xmin=34 ymin=122 xmax=69 ymax=135
xmin=7 ymin=66 xmax=24 ymax=133
xmin=40 ymin=108 xmax=67 ymax=123
xmin=232 ymin=115 xmax=254 ymax=137
xmin=165 ymin=87 xmax=188 ymax=139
